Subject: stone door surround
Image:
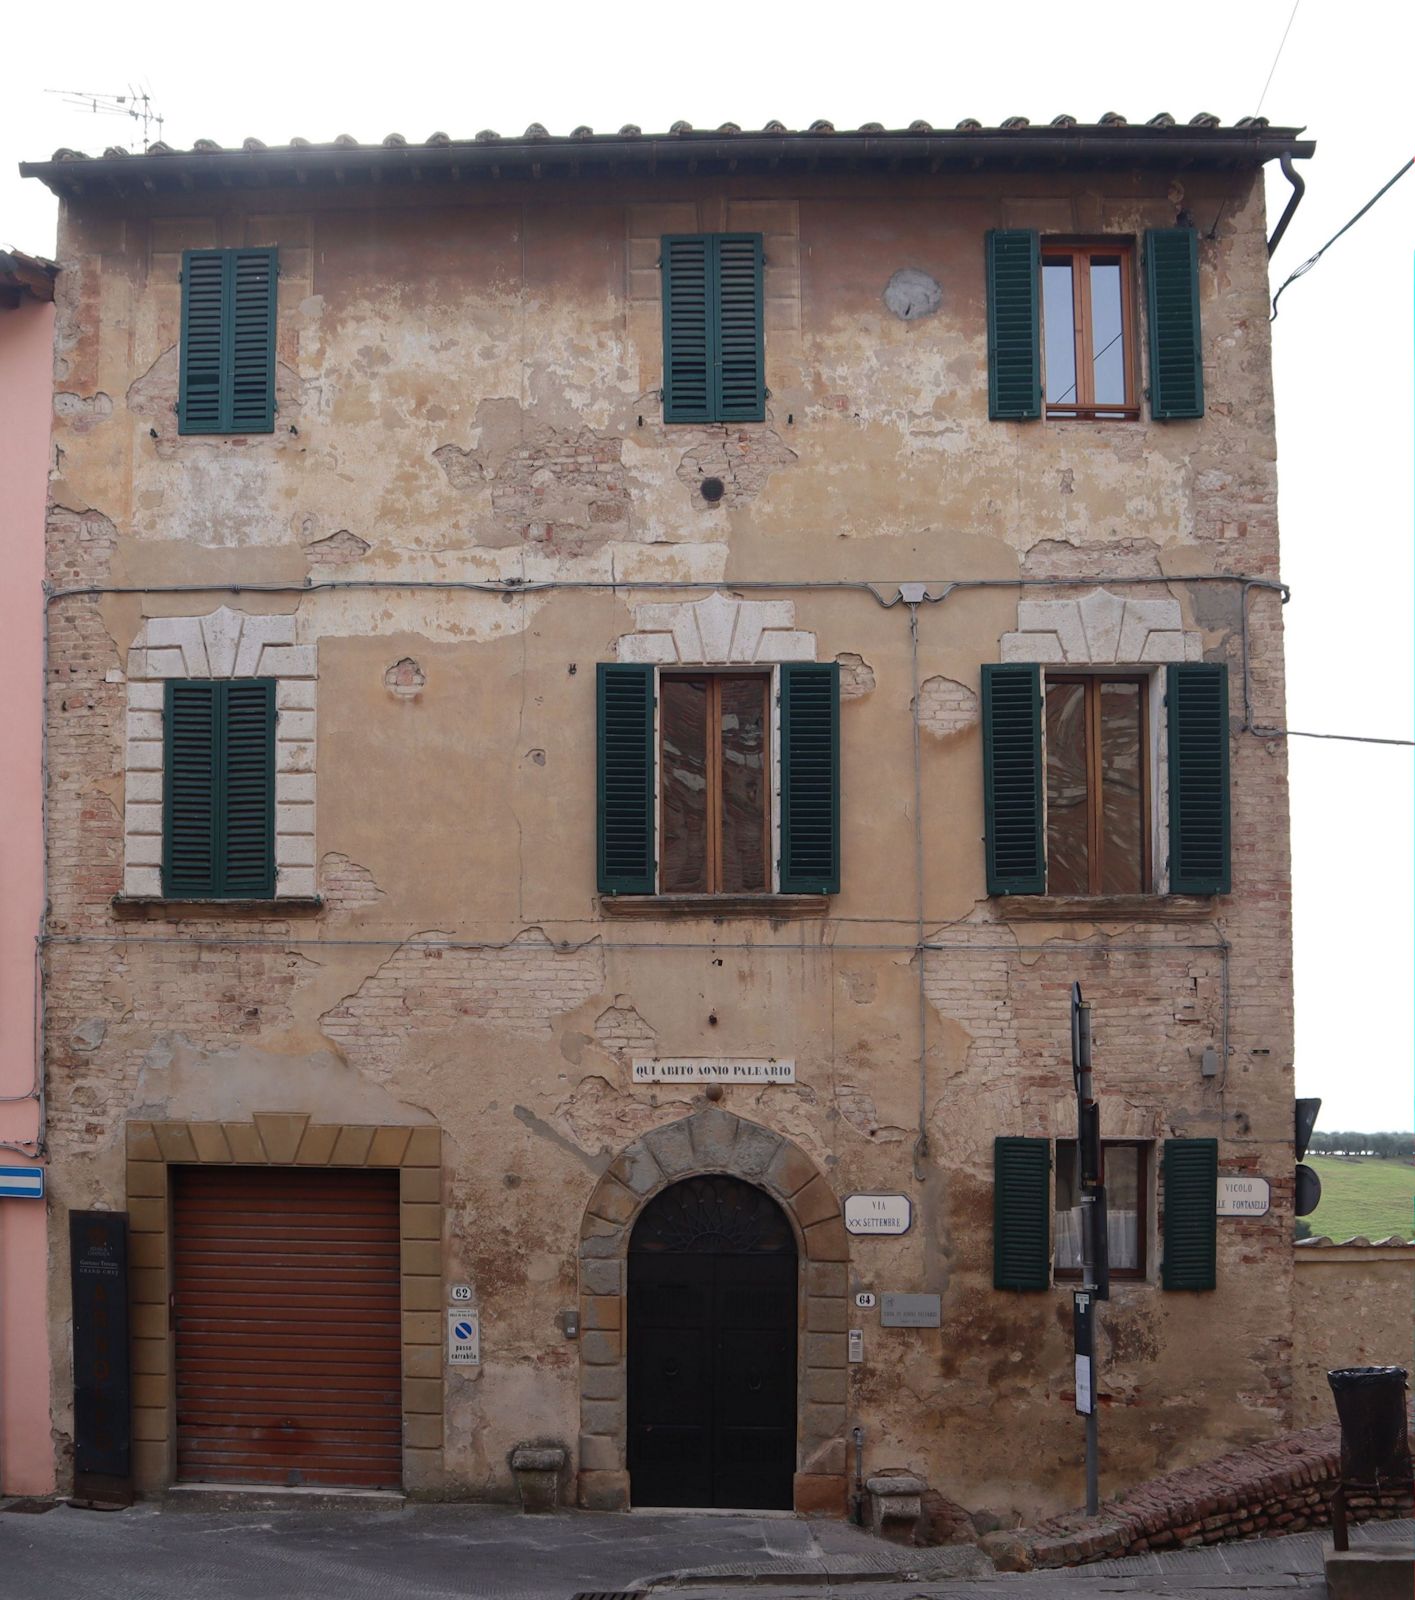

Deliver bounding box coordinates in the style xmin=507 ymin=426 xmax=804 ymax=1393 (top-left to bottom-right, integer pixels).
xmin=577 ymin=1108 xmax=849 ymax=1516
xmin=124 ymin=1115 xmax=443 ymax=1495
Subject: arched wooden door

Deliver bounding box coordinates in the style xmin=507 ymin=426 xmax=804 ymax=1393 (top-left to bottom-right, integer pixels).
xmin=628 ymin=1175 xmax=797 ymax=1509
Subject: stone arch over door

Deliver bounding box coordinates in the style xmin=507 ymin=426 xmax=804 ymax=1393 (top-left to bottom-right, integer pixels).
xmin=577 ymin=1108 xmax=849 ymax=1516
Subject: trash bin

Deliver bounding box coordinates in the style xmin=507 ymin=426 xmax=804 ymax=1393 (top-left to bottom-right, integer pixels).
xmin=1327 ymin=1367 xmax=1412 ymax=1485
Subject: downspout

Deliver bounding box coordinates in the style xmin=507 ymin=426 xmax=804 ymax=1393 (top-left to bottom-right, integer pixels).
xmin=1266 ymin=152 xmax=1308 ymax=258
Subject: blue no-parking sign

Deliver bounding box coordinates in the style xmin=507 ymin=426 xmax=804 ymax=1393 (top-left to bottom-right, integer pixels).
xmin=0 ymin=1166 xmax=44 ymax=1200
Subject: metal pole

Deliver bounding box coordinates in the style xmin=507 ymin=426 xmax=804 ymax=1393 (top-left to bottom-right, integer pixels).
xmin=1072 ymin=983 xmax=1101 ymax=1515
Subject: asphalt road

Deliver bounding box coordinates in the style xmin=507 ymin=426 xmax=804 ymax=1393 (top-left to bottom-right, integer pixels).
xmin=0 ymin=1497 xmax=1407 ymax=1600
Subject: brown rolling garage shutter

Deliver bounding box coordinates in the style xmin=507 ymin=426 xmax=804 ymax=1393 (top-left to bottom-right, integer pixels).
xmin=173 ymin=1166 xmax=403 ymax=1489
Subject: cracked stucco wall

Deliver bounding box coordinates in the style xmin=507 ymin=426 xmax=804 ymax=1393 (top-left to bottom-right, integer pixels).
xmin=41 ymin=163 xmax=1295 ymax=1519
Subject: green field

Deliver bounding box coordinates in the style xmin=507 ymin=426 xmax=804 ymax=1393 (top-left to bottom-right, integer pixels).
xmin=1304 ymin=1156 xmax=1415 ymax=1242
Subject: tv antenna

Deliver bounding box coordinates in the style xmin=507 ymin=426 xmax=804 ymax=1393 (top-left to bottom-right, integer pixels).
xmin=46 ymin=85 xmax=165 ymax=151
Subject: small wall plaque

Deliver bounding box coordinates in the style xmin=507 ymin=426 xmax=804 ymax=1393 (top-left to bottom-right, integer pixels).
xmin=844 ymin=1194 xmax=912 ymax=1236
xmin=880 ymin=1293 xmax=941 ymax=1329
xmin=448 ymin=1310 xmax=481 ymax=1365
xmin=631 ymin=1058 xmax=795 ymax=1084
xmin=1217 ymin=1176 xmax=1271 ymax=1216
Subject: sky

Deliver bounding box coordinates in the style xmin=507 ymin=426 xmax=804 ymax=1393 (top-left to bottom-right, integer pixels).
xmin=2 ymin=1 xmax=1411 ymax=1130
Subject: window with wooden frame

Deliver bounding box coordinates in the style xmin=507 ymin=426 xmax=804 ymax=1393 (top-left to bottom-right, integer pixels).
xmin=1041 ymin=242 xmax=1138 ymax=420
xmin=597 ymin=661 xmax=839 ymax=898
xmin=660 ymin=673 xmax=771 ymax=894
xmin=1055 ymin=1139 xmax=1148 ymax=1279
xmin=1044 ymin=674 xmax=1150 ymax=895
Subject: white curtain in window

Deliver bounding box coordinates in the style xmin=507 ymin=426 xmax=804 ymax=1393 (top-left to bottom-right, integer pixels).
xmin=1054 ymin=1206 xmax=1140 ymax=1270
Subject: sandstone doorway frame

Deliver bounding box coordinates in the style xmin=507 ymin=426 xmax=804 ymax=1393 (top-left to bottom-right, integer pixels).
xmin=576 ymin=1109 xmax=849 ymax=1516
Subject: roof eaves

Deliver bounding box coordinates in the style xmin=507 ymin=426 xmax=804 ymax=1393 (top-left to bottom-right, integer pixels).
xmin=18 ymin=118 xmax=1316 ymax=199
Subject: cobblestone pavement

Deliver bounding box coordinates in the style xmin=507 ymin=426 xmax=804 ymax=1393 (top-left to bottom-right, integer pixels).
xmin=0 ymin=1497 xmax=1407 ymax=1600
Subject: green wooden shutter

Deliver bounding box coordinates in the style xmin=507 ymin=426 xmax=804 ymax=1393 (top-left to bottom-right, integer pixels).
xmin=1162 ymin=1138 xmax=1218 ymax=1290
xmin=662 ymin=234 xmax=764 ymax=423
xmin=179 ymin=248 xmax=277 ymax=435
xmin=228 ymin=250 xmax=278 ymax=433
xmin=779 ymin=662 xmax=839 ymax=895
xmin=221 ymin=680 xmax=276 ymax=897
xmin=982 ymin=664 xmax=1044 ymax=895
xmin=662 ymin=235 xmax=713 ymax=423
xmin=597 ymin=664 xmax=656 ymax=895
xmin=994 ymin=1137 xmax=1051 ymax=1290
xmin=1167 ymin=663 xmax=1230 ymax=894
xmin=986 ymin=230 xmax=1041 ymax=420
xmin=164 ymin=680 xmax=219 ymax=896
xmin=713 ymin=234 xmax=765 ymax=422
xmin=178 ymin=252 xmax=226 ymax=434
xmin=163 ymin=680 xmax=275 ymax=898
xmin=1145 ymin=228 xmax=1204 ymax=420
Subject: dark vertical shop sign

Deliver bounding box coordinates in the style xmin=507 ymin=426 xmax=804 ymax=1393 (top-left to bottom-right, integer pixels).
xmin=69 ymin=1211 xmax=132 ymax=1505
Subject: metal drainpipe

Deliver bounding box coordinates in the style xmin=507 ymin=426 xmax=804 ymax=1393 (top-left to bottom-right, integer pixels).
xmin=1266 ymin=152 xmax=1309 ymax=258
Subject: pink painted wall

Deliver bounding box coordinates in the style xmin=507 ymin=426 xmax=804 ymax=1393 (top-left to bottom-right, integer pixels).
xmin=0 ymin=291 xmax=54 ymax=1495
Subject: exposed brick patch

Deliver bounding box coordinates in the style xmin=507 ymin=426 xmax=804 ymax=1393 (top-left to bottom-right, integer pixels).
xmin=594 ymin=997 xmax=656 ymax=1057
xmin=320 ymin=928 xmax=605 ymax=1078
xmin=1022 ymin=538 xmax=1166 ymax=579
xmin=384 ymin=657 xmax=426 ymax=698
xmin=983 ymin=1422 xmax=1414 ymax=1570
xmin=436 ymin=426 xmax=632 ymax=554
xmin=44 ymin=940 xmax=305 ymax=1154
xmin=675 ymin=426 xmax=797 ymax=508
xmin=918 ymin=675 xmax=978 ymax=738
xmin=836 ymin=653 xmax=876 ymax=700
xmin=53 ymin=392 xmax=113 ymax=433
xmin=318 ymin=853 xmax=385 ymax=912
xmin=431 ymin=443 xmax=485 ymax=490
xmin=304 ymin=529 xmax=370 ymax=565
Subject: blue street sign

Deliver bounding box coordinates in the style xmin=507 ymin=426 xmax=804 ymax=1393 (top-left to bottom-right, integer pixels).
xmin=0 ymin=1166 xmax=44 ymax=1199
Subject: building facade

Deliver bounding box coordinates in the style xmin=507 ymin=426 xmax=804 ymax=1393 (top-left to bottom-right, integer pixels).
xmin=0 ymin=247 xmax=57 ymax=1496
xmin=24 ymin=115 xmax=1312 ymax=1520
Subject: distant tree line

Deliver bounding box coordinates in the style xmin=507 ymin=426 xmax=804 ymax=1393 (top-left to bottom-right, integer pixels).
xmin=1308 ymin=1131 xmax=1415 ymax=1160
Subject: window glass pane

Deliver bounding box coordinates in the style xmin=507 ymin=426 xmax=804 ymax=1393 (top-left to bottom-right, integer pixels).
xmin=719 ymin=677 xmax=769 ymax=893
xmin=1045 ymin=680 xmax=1089 ymax=895
xmin=661 ymin=676 xmax=708 ymax=893
xmin=1057 ymin=1142 xmax=1144 ymax=1272
xmin=1099 ymin=681 xmax=1144 ymax=894
xmin=1104 ymin=1145 xmax=1141 ymax=1270
xmin=1043 ymin=261 xmax=1077 ymax=405
xmin=1089 ymin=258 xmax=1127 ymax=406
xmin=1054 ymin=1141 xmax=1082 ymax=1269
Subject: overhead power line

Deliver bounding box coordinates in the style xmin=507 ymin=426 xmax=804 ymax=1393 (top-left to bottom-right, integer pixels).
xmin=1271 ymin=157 xmax=1414 ymax=320
xmin=1255 ymin=0 xmax=1301 ymax=119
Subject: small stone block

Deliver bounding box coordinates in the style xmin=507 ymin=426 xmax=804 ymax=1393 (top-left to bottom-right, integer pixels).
xmin=765 ymin=1142 xmax=818 ymax=1200
xmin=254 ymin=1113 xmax=310 ymax=1164
xmin=187 ymin=1123 xmax=232 ymax=1163
xmin=127 ymin=1122 xmax=161 ymax=1159
xmin=293 ymin=1124 xmax=340 ymax=1165
xmin=578 ymin=1469 xmax=630 ymax=1512
xmin=367 ymin=1126 xmax=413 ymax=1166
xmin=580 ymin=1295 xmax=622 ymax=1331
xmin=400 ymin=1203 xmax=441 ymax=1241
xmin=125 ymin=1161 xmax=166 ymax=1199
xmin=1324 ymin=1546 xmax=1414 ymax=1600
xmin=153 ymin=1122 xmax=198 ymax=1163
xmin=399 ymin=1165 xmax=440 ymax=1203
xmin=791 ymin=1175 xmax=840 ymax=1228
xmin=403 ymin=1127 xmax=441 ymax=1166
xmin=223 ymin=1123 xmax=267 ymax=1163
xmin=330 ymin=1125 xmax=375 ymax=1165
xmin=794 ymin=1473 xmax=848 ymax=1517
